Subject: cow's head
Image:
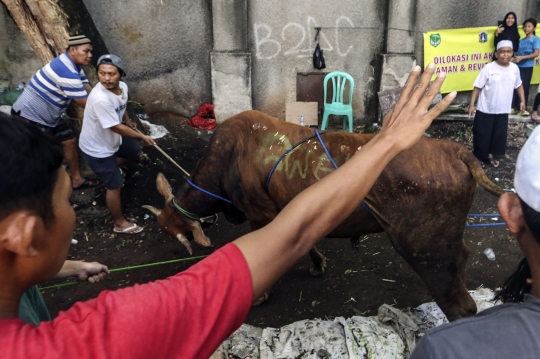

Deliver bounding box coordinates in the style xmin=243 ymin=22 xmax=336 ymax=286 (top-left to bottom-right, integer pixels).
xmin=142 ymin=173 xmax=213 ymax=255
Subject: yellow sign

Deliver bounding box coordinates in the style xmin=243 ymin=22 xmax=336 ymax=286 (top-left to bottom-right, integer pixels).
xmin=424 ymin=26 xmax=540 ymax=93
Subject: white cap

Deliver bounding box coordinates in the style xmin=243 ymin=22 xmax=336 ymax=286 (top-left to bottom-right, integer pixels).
xmin=497 ymin=40 xmax=513 ymax=50
xmin=515 ymin=126 xmax=540 ymax=212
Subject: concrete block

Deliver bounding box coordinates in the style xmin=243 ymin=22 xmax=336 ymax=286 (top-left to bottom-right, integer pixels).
xmin=213 ymin=0 xmax=248 ymax=51
xmin=380 ymin=54 xmax=416 ymax=92
xmin=211 ymin=52 xmax=252 ymax=122
xmin=387 ymin=0 xmax=416 ymax=53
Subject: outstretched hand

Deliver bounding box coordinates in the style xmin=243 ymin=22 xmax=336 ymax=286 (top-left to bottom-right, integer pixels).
xmin=380 ymin=63 xmax=456 ymax=152
xmin=75 ymin=262 xmax=110 ymax=283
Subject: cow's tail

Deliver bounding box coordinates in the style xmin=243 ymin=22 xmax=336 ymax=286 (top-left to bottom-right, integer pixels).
xmin=459 ymin=150 xmax=505 ymax=196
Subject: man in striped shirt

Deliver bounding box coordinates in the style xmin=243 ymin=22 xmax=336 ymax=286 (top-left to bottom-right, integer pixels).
xmin=11 ymin=35 xmax=100 ymax=190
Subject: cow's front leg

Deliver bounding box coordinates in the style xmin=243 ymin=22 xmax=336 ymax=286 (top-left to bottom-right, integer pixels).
xmin=309 ymin=246 xmax=327 ymax=276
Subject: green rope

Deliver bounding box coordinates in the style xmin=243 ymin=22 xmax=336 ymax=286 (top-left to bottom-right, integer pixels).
xmin=172 ymin=198 xmax=202 ymax=220
xmin=39 ymin=255 xmax=208 ymax=292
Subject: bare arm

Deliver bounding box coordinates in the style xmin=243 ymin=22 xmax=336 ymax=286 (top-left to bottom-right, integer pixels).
xmin=110 ymin=123 xmax=155 ymax=146
xmin=468 ymin=87 xmax=481 ymax=119
xmin=71 ymin=84 xmax=92 ymax=108
xmin=516 ymin=85 xmax=526 ymax=112
xmin=54 ymin=260 xmax=109 ymax=283
xmin=233 ymin=64 xmax=456 ymax=301
xmin=514 ymin=49 xmax=540 ymax=63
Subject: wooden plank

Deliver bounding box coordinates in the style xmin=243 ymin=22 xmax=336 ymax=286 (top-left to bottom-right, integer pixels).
xmin=285 ymin=102 xmax=318 ymax=127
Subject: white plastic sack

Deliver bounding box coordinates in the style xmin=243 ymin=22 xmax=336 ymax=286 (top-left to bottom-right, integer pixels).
xmin=0 ymin=105 xmax=11 ymax=115
xmin=140 ymin=119 xmax=169 ymax=139
xmin=213 ymin=288 xmax=501 ymax=359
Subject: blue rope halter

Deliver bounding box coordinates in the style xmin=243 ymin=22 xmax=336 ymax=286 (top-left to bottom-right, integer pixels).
xmin=265 ymin=128 xmax=371 ymax=213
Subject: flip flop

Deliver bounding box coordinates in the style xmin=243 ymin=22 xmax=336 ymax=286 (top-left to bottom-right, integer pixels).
xmin=113 ymin=224 xmax=143 ymax=234
xmin=73 ymin=178 xmax=103 ymax=190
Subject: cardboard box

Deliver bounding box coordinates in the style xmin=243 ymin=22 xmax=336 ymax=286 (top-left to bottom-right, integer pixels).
xmin=285 ymin=102 xmax=318 ymax=127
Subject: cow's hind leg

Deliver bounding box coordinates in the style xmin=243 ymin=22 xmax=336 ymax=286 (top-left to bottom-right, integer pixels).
xmin=309 ymin=246 xmax=327 ymax=276
xmin=386 ymin=229 xmax=477 ymax=321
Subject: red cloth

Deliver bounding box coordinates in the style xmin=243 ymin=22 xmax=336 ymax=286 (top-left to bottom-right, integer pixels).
xmin=1 ymin=243 xmax=253 ymax=359
xmin=188 ymin=103 xmax=217 ymax=130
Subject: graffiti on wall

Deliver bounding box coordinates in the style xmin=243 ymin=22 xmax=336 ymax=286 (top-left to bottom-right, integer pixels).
xmin=254 ymin=16 xmax=354 ymax=60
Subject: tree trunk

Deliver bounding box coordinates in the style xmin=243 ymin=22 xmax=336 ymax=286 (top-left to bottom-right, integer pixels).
xmin=1 ymin=0 xmax=109 ymax=127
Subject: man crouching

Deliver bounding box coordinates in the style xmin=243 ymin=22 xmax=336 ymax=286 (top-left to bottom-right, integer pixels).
xmin=79 ymin=54 xmax=154 ymax=234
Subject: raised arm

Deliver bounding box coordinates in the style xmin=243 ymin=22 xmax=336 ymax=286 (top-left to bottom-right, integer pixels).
xmin=233 ymin=63 xmax=456 ymax=301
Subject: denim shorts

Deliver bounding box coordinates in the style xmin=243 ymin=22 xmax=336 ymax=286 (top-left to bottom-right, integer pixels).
xmin=11 ymin=109 xmax=76 ymax=142
xmin=82 ymin=136 xmax=141 ymax=189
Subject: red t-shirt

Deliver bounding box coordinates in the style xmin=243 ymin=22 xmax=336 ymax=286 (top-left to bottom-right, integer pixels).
xmin=1 ymin=243 xmax=253 ymax=359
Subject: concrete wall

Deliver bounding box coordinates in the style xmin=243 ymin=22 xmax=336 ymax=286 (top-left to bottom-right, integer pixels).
xmin=1 ymin=0 xmax=537 ymax=119
xmin=0 ymin=5 xmax=42 ymax=88
xmin=249 ymin=0 xmax=387 ymax=122
xmin=83 ymin=0 xmax=213 ymax=116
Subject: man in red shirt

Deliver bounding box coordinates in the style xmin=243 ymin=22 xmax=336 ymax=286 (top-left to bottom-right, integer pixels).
xmin=0 ymin=64 xmax=453 ymax=358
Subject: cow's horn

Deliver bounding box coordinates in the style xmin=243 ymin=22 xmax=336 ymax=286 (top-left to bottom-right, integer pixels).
xmin=156 ymin=172 xmax=174 ymax=203
xmin=142 ymin=205 xmax=161 ymax=217
xmin=176 ymin=233 xmax=193 ymax=255
xmin=191 ymin=221 xmax=213 ymax=247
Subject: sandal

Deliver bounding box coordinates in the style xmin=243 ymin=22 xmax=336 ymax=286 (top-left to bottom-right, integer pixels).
xmin=489 ymin=159 xmax=499 ymax=168
xmin=73 ymin=178 xmax=102 ymax=190
xmin=113 ymin=224 xmax=143 ymax=234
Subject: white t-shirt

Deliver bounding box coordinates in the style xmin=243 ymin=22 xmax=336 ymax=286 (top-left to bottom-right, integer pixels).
xmin=79 ymin=81 xmax=128 ymax=158
xmin=474 ymin=62 xmax=522 ymax=114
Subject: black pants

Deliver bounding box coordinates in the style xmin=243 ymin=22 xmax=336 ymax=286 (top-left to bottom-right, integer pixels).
xmin=513 ymin=67 xmax=533 ymax=110
xmin=533 ymin=93 xmax=540 ymax=112
xmin=472 ymin=110 xmax=508 ymax=161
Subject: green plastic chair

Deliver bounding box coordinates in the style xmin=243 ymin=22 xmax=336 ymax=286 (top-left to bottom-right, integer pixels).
xmin=321 ymin=71 xmax=354 ymax=133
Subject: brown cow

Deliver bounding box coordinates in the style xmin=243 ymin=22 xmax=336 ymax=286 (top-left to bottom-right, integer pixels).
xmin=144 ymin=110 xmax=503 ymax=321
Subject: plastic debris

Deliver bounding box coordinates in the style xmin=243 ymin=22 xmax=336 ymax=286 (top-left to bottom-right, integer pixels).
xmin=140 ymin=119 xmax=169 ymax=139
xmin=213 ymin=288 xmax=500 ymax=359
xmin=0 ymin=105 xmax=11 ymax=115
xmin=188 ymin=103 xmax=217 ymax=130
xmin=144 ymin=214 xmax=150 ymax=220
xmin=484 ymin=248 xmax=496 ymax=261
xmin=136 ymin=113 xmax=150 ymax=121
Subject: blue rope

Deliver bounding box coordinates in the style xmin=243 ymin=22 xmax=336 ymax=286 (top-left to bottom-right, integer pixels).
xmin=186 ymin=178 xmax=233 ymax=204
xmin=265 ymin=129 xmax=371 ymax=213
xmin=465 ymin=222 xmax=506 ymax=228
xmin=468 ymin=214 xmax=500 ymax=217
xmin=265 ymin=133 xmax=319 ymax=191
xmin=315 ymin=129 xmax=339 ymax=169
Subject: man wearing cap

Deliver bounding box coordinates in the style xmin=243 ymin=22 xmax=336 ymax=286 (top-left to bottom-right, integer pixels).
xmin=409 ymin=126 xmax=540 ymax=358
xmin=468 ymin=39 xmax=525 ymax=168
xmin=11 ymin=35 xmax=100 ymax=190
xmin=79 ymin=54 xmax=154 ymax=234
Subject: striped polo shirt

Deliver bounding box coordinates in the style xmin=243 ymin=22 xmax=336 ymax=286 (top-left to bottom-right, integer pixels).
xmin=13 ymin=52 xmax=89 ymax=127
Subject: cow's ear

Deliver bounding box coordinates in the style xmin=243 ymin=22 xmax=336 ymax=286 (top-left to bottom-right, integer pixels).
xmin=156 ymin=173 xmax=174 ymax=203
xmin=190 ymin=221 xmax=212 ymax=247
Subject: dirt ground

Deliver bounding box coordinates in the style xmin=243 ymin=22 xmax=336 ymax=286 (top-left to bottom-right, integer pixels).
xmin=43 ymin=113 xmax=532 ymax=328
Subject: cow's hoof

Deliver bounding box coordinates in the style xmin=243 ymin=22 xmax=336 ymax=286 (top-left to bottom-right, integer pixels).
xmin=252 ymin=292 xmax=270 ymax=307
xmin=310 ymin=257 xmax=327 ymax=277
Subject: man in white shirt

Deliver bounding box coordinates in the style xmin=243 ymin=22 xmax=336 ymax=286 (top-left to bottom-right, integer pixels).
xmin=79 ymin=55 xmax=154 ymax=234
